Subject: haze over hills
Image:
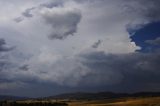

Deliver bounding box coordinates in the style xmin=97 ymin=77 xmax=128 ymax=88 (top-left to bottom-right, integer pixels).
xmin=46 ymin=92 xmax=160 ymax=100
xmin=0 ymin=95 xmax=28 ymax=101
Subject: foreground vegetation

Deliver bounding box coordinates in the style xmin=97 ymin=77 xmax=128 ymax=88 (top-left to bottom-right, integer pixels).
xmin=67 ymin=97 xmax=160 ymax=106
xmin=0 ymin=100 xmax=68 ymax=106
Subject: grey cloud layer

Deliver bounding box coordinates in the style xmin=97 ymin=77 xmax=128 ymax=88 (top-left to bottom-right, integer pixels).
xmin=1 ymin=50 xmax=160 ymax=92
xmin=0 ymin=38 xmax=13 ymax=52
xmin=40 ymin=0 xmax=63 ymax=8
xmin=146 ymin=37 xmax=160 ymax=45
xmin=81 ymin=51 xmax=160 ymax=88
xmin=22 ymin=7 xmax=35 ymax=18
xmin=123 ymin=0 xmax=160 ymax=27
xmin=136 ymin=0 xmax=160 ymax=21
xmin=1 ymin=0 xmax=160 ymax=96
xmin=42 ymin=8 xmax=81 ymax=40
xmin=92 ymin=40 xmax=102 ymax=48
xmin=15 ymin=0 xmax=81 ymax=40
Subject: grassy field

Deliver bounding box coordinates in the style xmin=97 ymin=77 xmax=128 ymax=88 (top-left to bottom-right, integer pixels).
xmin=1 ymin=97 xmax=160 ymax=106
xmin=67 ymin=97 xmax=160 ymax=106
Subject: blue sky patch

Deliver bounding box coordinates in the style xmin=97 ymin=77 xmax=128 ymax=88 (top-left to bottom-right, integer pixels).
xmin=130 ymin=22 xmax=160 ymax=52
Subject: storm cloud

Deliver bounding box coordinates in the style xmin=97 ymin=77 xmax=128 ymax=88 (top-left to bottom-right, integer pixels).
xmin=1 ymin=50 xmax=160 ymax=94
xmin=92 ymin=40 xmax=102 ymax=48
xmin=81 ymin=51 xmax=160 ymax=86
xmin=14 ymin=0 xmax=81 ymax=40
xmin=0 ymin=0 xmax=160 ymax=97
xmin=40 ymin=1 xmax=63 ymax=8
xmin=22 ymin=7 xmax=35 ymax=18
xmin=0 ymin=38 xmax=13 ymax=52
xmin=41 ymin=7 xmax=82 ymax=40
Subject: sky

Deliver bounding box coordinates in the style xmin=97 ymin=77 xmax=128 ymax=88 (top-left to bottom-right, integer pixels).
xmin=0 ymin=0 xmax=160 ymax=97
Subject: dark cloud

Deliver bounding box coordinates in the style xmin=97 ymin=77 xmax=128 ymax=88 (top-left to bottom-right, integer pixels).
xmin=19 ymin=64 xmax=29 ymax=71
xmin=40 ymin=1 xmax=63 ymax=8
xmin=123 ymin=0 xmax=160 ymax=22
xmin=0 ymin=61 xmax=10 ymax=72
xmin=141 ymin=0 xmax=160 ymax=21
xmin=145 ymin=37 xmax=160 ymax=45
xmin=42 ymin=8 xmax=82 ymax=40
xmin=1 ymin=49 xmax=159 ymax=93
xmin=13 ymin=17 xmax=24 ymax=23
xmin=0 ymin=38 xmax=13 ymax=52
xmin=20 ymin=1 xmax=63 ymax=19
xmin=92 ymin=40 xmax=102 ymax=48
xmin=79 ymin=51 xmax=160 ymax=91
xmin=0 ymin=39 xmax=14 ymax=81
xmin=22 ymin=7 xmax=35 ymax=18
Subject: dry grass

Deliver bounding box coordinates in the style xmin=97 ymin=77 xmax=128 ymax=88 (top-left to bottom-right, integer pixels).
xmin=67 ymin=97 xmax=160 ymax=106
xmin=13 ymin=97 xmax=160 ymax=106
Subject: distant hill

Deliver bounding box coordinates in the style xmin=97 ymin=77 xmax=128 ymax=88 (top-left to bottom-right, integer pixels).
xmin=46 ymin=92 xmax=160 ymax=100
xmin=1 ymin=92 xmax=160 ymax=101
xmin=0 ymin=95 xmax=28 ymax=101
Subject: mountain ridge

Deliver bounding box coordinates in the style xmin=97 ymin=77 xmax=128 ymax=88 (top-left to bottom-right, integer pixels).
xmin=45 ymin=91 xmax=160 ymax=100
xmin=1 ymin=91 xmax=160 ymax=101
xmin=0 ymin=95 xmax=28 ymax=101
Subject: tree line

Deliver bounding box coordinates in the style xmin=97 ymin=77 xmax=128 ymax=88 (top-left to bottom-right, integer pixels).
xmin=0 ymin=101 xmax=68 ymax=106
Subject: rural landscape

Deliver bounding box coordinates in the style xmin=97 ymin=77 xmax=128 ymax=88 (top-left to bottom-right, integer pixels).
xmin=1 ymin=92 xmax=160 ymax=106
xmin=0 ymin=0 xmax=160 ymax=106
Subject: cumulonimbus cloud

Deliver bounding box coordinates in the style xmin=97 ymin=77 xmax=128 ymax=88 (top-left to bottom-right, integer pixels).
xmin=1 ymin=0 xmax=160 ymax=96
